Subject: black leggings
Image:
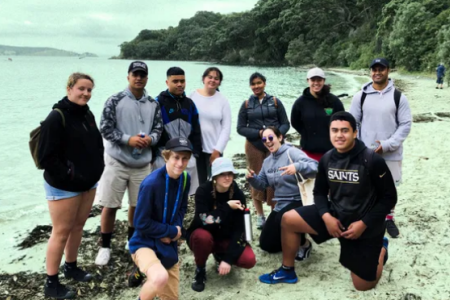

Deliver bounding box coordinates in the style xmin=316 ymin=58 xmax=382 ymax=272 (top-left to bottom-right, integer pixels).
xmin=259 ymin=201 xmax=305 ymax=253
xmin=197 ymin=152 xmax=212 ymax=185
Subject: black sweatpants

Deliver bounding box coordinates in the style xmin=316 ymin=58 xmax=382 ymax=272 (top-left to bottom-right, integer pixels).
xmin=259 ymin=201 xmax=305 ymax=253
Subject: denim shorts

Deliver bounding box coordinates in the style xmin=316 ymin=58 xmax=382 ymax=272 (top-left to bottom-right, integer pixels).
xmin=44 ymin=181 xmax=98 ymax=201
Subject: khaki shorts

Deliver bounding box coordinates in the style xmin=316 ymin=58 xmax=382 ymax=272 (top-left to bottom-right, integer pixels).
xmin=96 ymin=154 xmax=151 ymax=208
xmin=245 ymin=141 xmax=274 ymax=205
xmin=385 ymin=160 xmax=402 ymax=187
xmin=132 ymin=248 xmax=179 ymax=300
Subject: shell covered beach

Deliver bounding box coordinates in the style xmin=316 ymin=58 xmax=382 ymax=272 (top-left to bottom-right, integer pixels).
xmin=1 ymin=71 xmax=450 ymax=300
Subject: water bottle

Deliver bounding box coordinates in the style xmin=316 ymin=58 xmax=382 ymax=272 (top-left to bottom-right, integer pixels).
xmin=132 ymin=131 xmax=145 ymax=158
xmin=244 ymin=208 xmax=252 ymax=243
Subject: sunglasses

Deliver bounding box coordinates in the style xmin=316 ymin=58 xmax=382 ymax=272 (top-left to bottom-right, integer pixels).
xmin=262 ymin=135 xmax=274 ymax=143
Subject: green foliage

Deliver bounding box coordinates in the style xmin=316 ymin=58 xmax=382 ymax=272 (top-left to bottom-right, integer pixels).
xmin=118 ymin=0 xmax=450 ymax=71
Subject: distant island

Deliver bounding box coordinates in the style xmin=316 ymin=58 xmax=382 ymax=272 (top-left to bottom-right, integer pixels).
xmin=0 ymin=45 xmax=97 ymax=58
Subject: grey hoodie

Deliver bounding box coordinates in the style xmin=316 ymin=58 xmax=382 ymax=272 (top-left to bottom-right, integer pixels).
xmin=349 ymin=79 xmax=412 ymax=161
xmin=247 ymin=144 xmax=318 ymax=211
xmin=100 ymin=88 xmax=163 ymax=168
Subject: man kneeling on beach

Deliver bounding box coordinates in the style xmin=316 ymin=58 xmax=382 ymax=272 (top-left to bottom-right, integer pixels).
xmin=128 ymin=137 xmax=192 ymax=300
xmin=259 ymin=112 xmax=397 ymax=291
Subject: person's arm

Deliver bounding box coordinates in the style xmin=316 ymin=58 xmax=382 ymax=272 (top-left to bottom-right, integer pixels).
xmin=213 ymin=98 xmax=232 ymax=153
xmin=275 ymin=99 xmax=290 ymax=136
xmin=290 ymin=149 xmax=319 ymax=179
xmin=134 ymin=182 xmax=179 ymax=239
xmin=188 ymin=102 xmax=203 ymax=157
xmin=332 ymin=96 xmax=345 ymax=113
xmin=194 ymin=184 xmax=234 ymax=228
xmin=313 ymin=158 xmax=331 ymax=217
xmin=222 ymin=187 xmax=247 ymax=264
xmin=149 ymin=101 xmax=163 ymax=146
xmin=379 ymin=95 xmax=412 ymax=153
xmin=99 ymin=96 xmax=130 ymax=145
xmin=38 ymin=110 xmax=72 ymax=179
xmin=237 ymin=101 xmax=260 ymax=139
xmin=290 ymin=98 xmax=303 ymax=135
xmin=246 ymin=162 xmax=269 ymax=191
xmin=361 ymin=155 xmax=398 ymax=227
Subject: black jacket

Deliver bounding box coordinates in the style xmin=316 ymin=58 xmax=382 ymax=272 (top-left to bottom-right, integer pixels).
xmin=237 ymin=94 xmax=290 ymax=152
xmin=291 ymin=88 xmax=344 ymax=153
xmin=186 ymin=181 xmax=247 ymax=264
xmin=38 ymin=97 xmax=105 ymax=192
xmin=155 ymin=91 xmax=202 ymax=156
xmin=314 ymin=139 xmax=397 ymax=238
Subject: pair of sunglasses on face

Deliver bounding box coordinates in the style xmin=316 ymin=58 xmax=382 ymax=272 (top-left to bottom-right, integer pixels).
xmin=262 ymin=135 xmax=274 ymax=143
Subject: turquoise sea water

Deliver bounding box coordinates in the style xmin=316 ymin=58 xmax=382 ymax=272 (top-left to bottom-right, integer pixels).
xmin=0 ymin=56 xmax=363 ymax=272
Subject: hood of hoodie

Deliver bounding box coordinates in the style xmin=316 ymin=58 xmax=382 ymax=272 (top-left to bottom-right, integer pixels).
xmin=53 ymin=97 xmax=89 ymax=116
xmin=124 ymin=87 xmax=149 ymax=103
xmin=272 ymin=143 xmax=291 ymax=158
xmin=362 ymin=79 xmax=395 ymax=95
xmin=332 ymin=139 xmax=366 ymax=164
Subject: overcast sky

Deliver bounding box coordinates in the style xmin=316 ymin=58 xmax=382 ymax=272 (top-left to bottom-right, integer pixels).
xmin=0 ymin=0 xmax=257 ymax=56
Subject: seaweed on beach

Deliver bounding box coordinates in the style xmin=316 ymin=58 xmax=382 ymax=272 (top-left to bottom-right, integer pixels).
xmin=16 ymin=225 xmax=53 ymax=250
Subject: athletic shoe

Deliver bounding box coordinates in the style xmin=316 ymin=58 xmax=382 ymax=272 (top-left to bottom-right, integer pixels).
xmin=191 ymin=267 xmax=207 ymax=292
xmin=256 ymin=215 xmax=266 ymax=230
xmin=95 ymin=247 xmax=111 ymax=266
xmin=386 ymin=219 xmax=399 ymax=238
xmin=64 ymin=266 xmax=93 ymax=282
xmin=295 ymin=239 xmax=312 ymax=261
xmin=259 ymin=267 xmax=298 ymax=284
xmin=383 ymin=237 xmax=389 ymax=265
xmin=128 ymin=264 xmax=144 ymax=288
xmin=44 ymin=282 xmax=76 ymax=299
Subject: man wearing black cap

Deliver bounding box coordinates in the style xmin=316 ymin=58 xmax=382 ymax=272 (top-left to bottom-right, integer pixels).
xmin=95 ymin=61 xmax=163 ymax=266
xmin=128 ymin=137 xmax=192 ymax=300
xmin=350 ymin=58 xmax=412 ymax=238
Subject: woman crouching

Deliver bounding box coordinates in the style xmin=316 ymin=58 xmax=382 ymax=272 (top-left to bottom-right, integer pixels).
xmin=187 ymin=157 xmax=256 ymax=292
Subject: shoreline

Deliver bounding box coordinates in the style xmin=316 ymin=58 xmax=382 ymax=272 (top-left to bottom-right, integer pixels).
xmin=1 ymin=71 xmax=449 ymax=300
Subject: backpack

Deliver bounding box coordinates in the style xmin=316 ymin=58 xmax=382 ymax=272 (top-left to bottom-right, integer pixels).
xmin=29 ymin=109 xmax=66 ymax=169
xmin=360 ymin=88 xmax=401 ymax=125
xmin=321 ymin=148 xmax=374 ymax=177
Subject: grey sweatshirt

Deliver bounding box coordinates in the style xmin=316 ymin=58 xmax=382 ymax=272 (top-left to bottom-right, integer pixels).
xmin=247 ymin=144 xmax=318 ymax=211
xmin=349 ymin=80 xmax=412 ymax=161
xmin=100 ymin=88 xmax=163 ymax=168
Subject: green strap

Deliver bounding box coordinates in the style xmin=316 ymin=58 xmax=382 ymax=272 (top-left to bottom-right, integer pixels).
xmin=54 ymin=108 xmax=66 ymax=127
xmin=183 ymin=171 xmax=187 ymax=192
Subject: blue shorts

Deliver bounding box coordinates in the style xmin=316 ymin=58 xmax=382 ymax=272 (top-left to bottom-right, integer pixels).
xmin=44 ymin=181 xmax=98 ymax=201
xmin=437 ymin=77 xmax=444 ymax=84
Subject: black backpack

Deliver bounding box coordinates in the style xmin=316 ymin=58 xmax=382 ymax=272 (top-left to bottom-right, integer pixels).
xmin=360 ymin=88 xmax=401 ymax=125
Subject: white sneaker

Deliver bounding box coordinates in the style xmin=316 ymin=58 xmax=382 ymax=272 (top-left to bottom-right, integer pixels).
xmin=95 ymin=247 xmax=111 ymax=266
xmin=256 ymin=215 xmax=266 ymax=229
xmin=295 ymin=239 xmax=312 ymax=261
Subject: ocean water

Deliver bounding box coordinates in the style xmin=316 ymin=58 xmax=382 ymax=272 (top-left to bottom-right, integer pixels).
xmin=0 ymin=56 xmax=363 ymax=273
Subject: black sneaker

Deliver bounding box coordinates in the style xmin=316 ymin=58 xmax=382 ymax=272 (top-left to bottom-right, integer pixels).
xmin=64 ymin=266 xmax=93 ymax=282
xmin=44 ymin=282 xmax=76 ymax=299
xmin=128 ymin=264 xmax=144 ymax=288
xmin=386 ymin=219 xmax=399 ymax=238
xmin=191 ymin=267 xmax=206 ymax=292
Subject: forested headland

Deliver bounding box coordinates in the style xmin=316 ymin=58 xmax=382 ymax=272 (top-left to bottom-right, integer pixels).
xmin=118 ymin=0 xmax=450 ymax=71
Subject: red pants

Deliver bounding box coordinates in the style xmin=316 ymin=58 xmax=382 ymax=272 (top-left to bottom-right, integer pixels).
xmin=189 ymin=228 xmax=256 ymax=268
xmin=302 ymin=149 xmax=324 ymax=162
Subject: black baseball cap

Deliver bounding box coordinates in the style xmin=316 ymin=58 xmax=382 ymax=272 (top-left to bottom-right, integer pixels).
xmin=128 ymin=61 xmax=148 ymax=74
xmin=370 ymin=58 xmax=389 ymax=68
xmin=165 ymin=137 xmax=193 ymax=153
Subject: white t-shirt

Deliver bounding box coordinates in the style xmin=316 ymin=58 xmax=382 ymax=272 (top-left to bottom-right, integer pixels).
xmin=189 ymin=90 xmax=232 ymax=154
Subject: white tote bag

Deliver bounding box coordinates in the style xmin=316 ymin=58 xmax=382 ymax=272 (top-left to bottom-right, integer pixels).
xmin=287 ymin=149 xmax=315 ymax=206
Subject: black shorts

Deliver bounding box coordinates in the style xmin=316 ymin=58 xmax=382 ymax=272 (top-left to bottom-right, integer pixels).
xmin=295 ymin=205 xmax=384 ymax=282
xmin=437 ymin=76 xmax=444 ymax=84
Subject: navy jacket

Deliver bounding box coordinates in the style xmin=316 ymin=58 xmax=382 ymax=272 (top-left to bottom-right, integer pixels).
xmin=129 ymin=166 xmax=190 ymax=269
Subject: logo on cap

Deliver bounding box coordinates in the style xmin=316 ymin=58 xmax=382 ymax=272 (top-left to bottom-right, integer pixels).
xmin=179 ymin=138 xmax=188 ymax=146
xmin=133 ymin=62 xmax=147 ymax=69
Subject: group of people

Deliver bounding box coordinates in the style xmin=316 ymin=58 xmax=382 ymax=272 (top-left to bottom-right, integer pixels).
xmin=37 ymin=57 xmax=411 ymax=299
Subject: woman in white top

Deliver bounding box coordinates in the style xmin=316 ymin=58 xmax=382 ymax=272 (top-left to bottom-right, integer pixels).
xmin=190 ymin=67 xmax=232 ymax=184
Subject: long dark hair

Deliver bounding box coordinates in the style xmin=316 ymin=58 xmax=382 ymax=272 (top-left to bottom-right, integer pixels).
xmin=315 ymin=84 xmax=334 ymax=108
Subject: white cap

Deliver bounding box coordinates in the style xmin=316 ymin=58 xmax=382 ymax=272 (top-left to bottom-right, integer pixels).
xmin=211 ymin=157 xmax=238 ymax=178
xmin=306 ymin=67 xmax=326 ymax=79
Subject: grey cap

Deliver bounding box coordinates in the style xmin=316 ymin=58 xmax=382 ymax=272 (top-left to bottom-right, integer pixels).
xmin=211 ymin=157 xmax=238 ymax=178
xmin=307 ymin=67 xmax=326 ymax=79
